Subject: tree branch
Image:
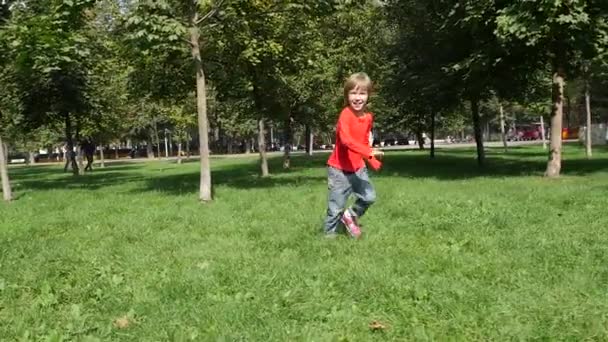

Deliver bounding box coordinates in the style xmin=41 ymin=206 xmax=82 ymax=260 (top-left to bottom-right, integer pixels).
xmin=196 ymin=0 xmax=226 ymax=25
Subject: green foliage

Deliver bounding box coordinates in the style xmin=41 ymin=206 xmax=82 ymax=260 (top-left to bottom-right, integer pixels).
xmin=496 ymin=0 xmax=608 ymax=70
xmin=3 ymin=0 xmax=96 ymax=131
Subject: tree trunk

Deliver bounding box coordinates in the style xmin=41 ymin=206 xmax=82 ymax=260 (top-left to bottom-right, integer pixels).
xmin=540 ymin=116 xmax=547 ymax=149
xmin=307 ymin=126 xmax=314 ymax=156
xmin=499 ymin=104 xmax=508 ymax=152
xmin=304 ymin=124 xmax=313 ymax=156
xmin=245 ymin=139 xmax=251 ymax=154
xmin=430 ymin=112 xmax=436 ymax=159
xmin=0 ymin=137 xmax=12 ymax=202
xmin=545 ymin=65 xmax=565 ymax=177
xmin=76 ymin=145 xmax=84 ymax=175
xmin=283 ymin=116 xmax=293 ymax=169
xmin=190 ymin=21 xmax=212 ymax=201
xmin=177 ymin=142 xmax=183 ymax=165
xmin=486 ymin=120 xmax=491 ymax=142
xmin=416 ymin=127 xmax=425 ymax=150
xmin=114 ymin=146 xmax=119 ymax=160
xmin=566 ymin=95 xmax=571 ymax=130
xmin=585 ymin=80 xmax=592 ymax=159
xmin=65 ymin=114 xmax=79 ymax=175
xmin=146 ymin=132 xmax=154 ymax=159
xmin=258 ymin=118 xmax=269 ymax=177
xmin=227 ymin=137 xmax=233 ymax=154
xmin=153 ymin=121 xmax=160 ymax=160
xmin=28 ymin=151 xmax=36 ymax=165
xmin=471 ymin=99 xmax=485 ymax=166
xmin=99 ymin=145 xmax=105 ymax=168
xmin=270 ymin=125 xmax=274 ymax=146
xmin=186 ymin=138 xmax=191 ymax=159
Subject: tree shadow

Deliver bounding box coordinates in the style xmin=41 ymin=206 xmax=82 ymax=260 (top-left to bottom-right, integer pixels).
xmin=378 ymin=149 xmax=608 ymax=180
xmin=9 ymin=147 xmax=608 ymax=197
xmin=14 ymin=170 xmax=142 ymax=192
xmin=132 ymin=155 xmax=327 ymax=195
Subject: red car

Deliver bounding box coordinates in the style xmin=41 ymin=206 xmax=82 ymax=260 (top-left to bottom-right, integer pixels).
xmin=520 ymin=125 xmax=542 ymax=140
xmin=509 ymin=124 xmax=542 ymax=141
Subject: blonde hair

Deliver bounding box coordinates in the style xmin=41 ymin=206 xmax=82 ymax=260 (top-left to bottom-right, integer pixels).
xmin=343 ymin=72 xmax=373 ymax=106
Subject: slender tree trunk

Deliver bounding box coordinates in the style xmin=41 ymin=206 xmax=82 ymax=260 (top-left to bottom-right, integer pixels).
xmin=545 ymin=65 xmax=565 ymax=177
xmin=305 ymin=124 xmax=312 ymax=156
xmin=76 ymin=145 xmax=84 ymax=175
xmin=75 ymin=125 xmax=84 ymax=175
xmin=486 ymin=120 xmax=491 ymax=142
xmin=65 ymin=114 xmax=79 ymax=175
xmin=190 ymin=20 xmax=212 ymax=201
xmin=147 ymin=136 xmax=155 ymax=159
xmin=258 ymin=118 xmax=269 ymax=177
xmin=283 ymin=116 xmax=293 ymax=169
xmin=585 ymin=80 xmax=592 ymax=159
xmin=540 ymin=116 xmax=547 ymax=149
xmin=99 ymin=145 xmax=105 ymax=168
xmin=270 ymin=125 xmax=274 ymax=146
xmin=186 ymin=138 xmax=191 ymax=159
xmin=430 ymin=112 xmax=436 ymax=159
xmin=153 ymin=121 xmax=160 ymax=160
xmin=566 ymin=96 xmax=571 ymax=130
xmin=28 ymin=151 xmax=35 ymax=165
xmin=114 ymin=146 xmax=119 ymax=160
xmin=500 ymin=104 xmax=508 ymax=152
xmin=471 ymin=99 xmax=485 ymax=166
xmin=0 ymin=137 xmax=12 ymax=202
xmin=416 ymin=126 xmax=425 ymax=150
xmin=245 ymin=139 xmax=251 ymax=154
xmin=307 ymin=126 xmax=314 ymax=156
xmin=177 ymin=142 xmax=183 ymax=164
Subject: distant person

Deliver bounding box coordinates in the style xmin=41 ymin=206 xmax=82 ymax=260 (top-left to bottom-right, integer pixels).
xmin=83 ymin=139 xmax=96 ymax=171
xmin=323 ymin=72 xmax=383 ymax=239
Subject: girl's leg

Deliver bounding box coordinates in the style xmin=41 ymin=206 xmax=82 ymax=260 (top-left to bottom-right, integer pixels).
xmin=349 ymin=167 xmax=376 ymax=218
xmin=323 ymin=167 xmax=351 ymax=234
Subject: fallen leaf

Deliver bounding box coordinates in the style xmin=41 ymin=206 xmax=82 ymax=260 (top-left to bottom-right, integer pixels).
xmin=113 ymin=316 xmax=132 ymax=329
xmin=369 ymin=320 xmax=387 ymax=331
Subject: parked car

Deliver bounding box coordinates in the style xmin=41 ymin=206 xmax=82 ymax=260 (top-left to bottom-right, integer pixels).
xmin=508 ymin=124 xmax=543 ymax=141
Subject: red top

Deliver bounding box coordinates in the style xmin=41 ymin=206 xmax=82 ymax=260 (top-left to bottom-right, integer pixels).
xmin=327 ymin=106 xmax=373 ymax=172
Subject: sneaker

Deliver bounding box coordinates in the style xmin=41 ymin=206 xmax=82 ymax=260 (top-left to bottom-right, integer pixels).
xmin=341 ymin=209 xmax=362 ymax=239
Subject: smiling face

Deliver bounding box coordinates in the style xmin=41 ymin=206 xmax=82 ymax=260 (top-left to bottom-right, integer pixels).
xmin=343 ymin=72 xmax=373 ymax=115
xmin=347 ymin=86 xmax=369 ymax=114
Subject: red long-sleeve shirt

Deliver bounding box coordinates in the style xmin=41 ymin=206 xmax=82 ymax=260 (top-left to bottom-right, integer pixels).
xmin=327 ymin=106 xmax=373 ymax=172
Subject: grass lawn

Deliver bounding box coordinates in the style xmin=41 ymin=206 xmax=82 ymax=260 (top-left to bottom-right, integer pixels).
xmin=1 ymin=144 xmax=608 ymax=341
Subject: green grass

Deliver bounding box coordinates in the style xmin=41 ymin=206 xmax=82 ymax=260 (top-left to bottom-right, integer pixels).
xmin=1 ymin=144 xmax=608 ymax=341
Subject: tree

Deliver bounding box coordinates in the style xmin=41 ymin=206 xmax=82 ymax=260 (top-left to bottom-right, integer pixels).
xmin=496 ymin=0 xmax=608 ymax=177
xmin=167 ymin=98 xmax=196 ymax=164
xmin=5 ymin=0 xmax=98 ymax=175
xmin=125 ymin=0 xmax=225 ymax=201
xmin=0 ymin=0 xmax=15 ymax=201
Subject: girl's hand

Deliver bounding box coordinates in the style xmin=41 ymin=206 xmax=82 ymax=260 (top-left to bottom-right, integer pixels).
xmin=372 ymin=149 xmax=384 ymax=160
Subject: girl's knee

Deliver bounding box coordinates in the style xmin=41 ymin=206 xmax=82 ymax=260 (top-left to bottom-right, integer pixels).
xmin=364 ymin=191 xmax=376 ymax=204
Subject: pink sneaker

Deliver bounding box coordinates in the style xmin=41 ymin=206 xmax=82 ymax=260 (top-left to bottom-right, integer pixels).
xmin=341 ymin=209 xmax=362 ymax=239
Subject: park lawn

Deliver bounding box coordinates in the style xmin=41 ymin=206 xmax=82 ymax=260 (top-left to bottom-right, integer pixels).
xmin=1 ymin=144 xmax=607 ymax=341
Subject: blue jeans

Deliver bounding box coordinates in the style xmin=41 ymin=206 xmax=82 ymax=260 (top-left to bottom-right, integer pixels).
xmin=324 ymin=166 xmax=376 ymax=234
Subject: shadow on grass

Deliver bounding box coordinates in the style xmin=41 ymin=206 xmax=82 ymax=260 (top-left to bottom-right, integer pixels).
xmin=9 ymin=146 xmax=608 ymax=197
xmin=132 ymin=155 xmax=327 ymax=196
xmin=378 ymin=147 xmax=608 ymax=179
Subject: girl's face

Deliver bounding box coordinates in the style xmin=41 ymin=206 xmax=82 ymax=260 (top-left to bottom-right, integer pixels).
xmin=348 ymin=86 xmax=369 ymax=113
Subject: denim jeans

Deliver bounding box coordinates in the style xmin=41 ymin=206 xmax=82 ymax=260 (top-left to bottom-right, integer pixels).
xmin=324 ymin=166 xmax=376 ymax=234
